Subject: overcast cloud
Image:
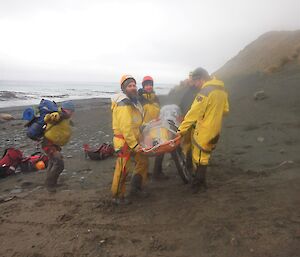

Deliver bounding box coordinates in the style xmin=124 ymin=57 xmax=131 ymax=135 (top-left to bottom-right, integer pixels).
xmin=0 ymin=0 xmax=299 ymax=84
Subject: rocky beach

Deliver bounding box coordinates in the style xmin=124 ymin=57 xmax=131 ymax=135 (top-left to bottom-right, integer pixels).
xmin=0 ymin=30 xmax=300 ymax=257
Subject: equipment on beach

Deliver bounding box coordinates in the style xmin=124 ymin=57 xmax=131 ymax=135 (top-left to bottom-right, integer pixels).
xmin=35 ymin=161 xmax=46 ymax=170
xmin=0 ymin=148 xmax=23 ymax=178
xmin=20 ymin=152 xmax=48 ymax=172
xmin=0 ymin=148 xmax=48 ymax=178
xmin=22 ymin=107 xmax=35 ymax=121
xmin=83 ymin=143 xmax=115 ymax=160
xmin=23 ymin=99 xmax=58 ymax=141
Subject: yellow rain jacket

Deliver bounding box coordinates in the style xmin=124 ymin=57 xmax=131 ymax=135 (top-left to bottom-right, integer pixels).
xmin=178 ymin=78 xmax=229 ymax=153
xmin=138 ymin=92 xmax=160 ymax=124
xmin=111 ymin=93 xmax=144 ymax=150
xmin=44 ymin=111 xmax=72 ymax=146
xmin=111 ymin=92 xmax=148 ymax=197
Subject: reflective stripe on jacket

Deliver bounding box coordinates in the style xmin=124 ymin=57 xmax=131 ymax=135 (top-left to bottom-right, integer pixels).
xmin=111 ymin=93 xmax=144 ymax=150
xmin=178 ymin=78 xmax=229 ymax=152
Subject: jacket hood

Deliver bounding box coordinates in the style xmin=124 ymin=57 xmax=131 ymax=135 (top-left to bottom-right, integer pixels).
xmin=111 ymin=92 xmax=128 ymax=104
xmin=202 ymin=77 xmax=224 ymax=88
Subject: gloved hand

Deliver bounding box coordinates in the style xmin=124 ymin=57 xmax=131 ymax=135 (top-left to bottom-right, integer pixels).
xmin=44 ymin=112 xmax=60 ymax=123
xmin=133 ymin=144 xmax=143 ymax=153
xmin=176 ymin=132 xmax=183 ymax=138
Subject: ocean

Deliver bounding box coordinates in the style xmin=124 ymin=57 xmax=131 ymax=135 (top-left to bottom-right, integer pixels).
xmin=0 ymin=80 xmax=174 ymax=108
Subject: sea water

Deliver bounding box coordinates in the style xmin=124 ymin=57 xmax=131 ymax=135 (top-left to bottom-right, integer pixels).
xmin=0 ymin=80 xmax=174 ymax=108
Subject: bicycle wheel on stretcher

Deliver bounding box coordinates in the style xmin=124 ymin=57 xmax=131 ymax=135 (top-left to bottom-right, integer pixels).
xmin=140 ymin=136 xmax=193 ymax=184
xmin=139 ymin=118 xmax=192 ymax=183
xmin=171 ymin=147 xmax=193 ymax=184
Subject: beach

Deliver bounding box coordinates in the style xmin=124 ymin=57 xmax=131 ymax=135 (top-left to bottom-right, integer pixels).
xmin=0 ymin=1 xmax=299 ymax=255
xmin=0 ymin=88 xmax=299 ymax=257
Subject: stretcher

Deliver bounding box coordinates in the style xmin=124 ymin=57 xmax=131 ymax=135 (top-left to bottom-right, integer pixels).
xmin=139 ymin=105 xmax=192 ymax=183
xmin=139 ymin=119 xmax=181 ymax=156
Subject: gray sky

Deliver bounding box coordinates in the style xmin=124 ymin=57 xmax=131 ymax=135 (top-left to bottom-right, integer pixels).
xmin=0 ymin=0 xmax=299 ymax=84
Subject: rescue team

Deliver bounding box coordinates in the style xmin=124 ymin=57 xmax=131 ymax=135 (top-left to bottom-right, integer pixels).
xmin=110 ymin=67 xmax=229 ymax=204
xmin=34 ymin=67 xmax=229 ymax=204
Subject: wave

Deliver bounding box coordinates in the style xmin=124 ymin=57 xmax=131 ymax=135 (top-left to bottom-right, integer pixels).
xmin=0 ymin=81 xmax=174 ymax=108
xmin=40 ymin=94 xmax=69 ymax=98
xmin=0 ymin=91 xmax=18 ymax=100
xmin=0 ymin=89 xmax=114 ymax=108
xmin=0 ymin=91 xmax=37 ymax=101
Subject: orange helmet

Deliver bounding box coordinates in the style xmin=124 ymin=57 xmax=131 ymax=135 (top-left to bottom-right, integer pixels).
xmin=120 ymin=75 xmax=136 ymax=89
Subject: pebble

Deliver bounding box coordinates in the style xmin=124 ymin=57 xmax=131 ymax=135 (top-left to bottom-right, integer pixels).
xmin=10 ymin=188 xmax=23 ymax=194
xmin=99 ymin=239 xmax=106 ymax=244
xmin=230 ymin=237 xmax=239 ymax=246
xmin=279 ymin=149 xmax=286 ymax=154
xmin=253 ymin=90 xmax=267 ymax=100
xmin=257 ymin=136 xmax=264 ymax=143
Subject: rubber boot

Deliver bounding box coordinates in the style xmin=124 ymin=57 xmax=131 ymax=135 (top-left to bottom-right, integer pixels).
xmin=199 ymin=165 xmax=207 ymax=191
xmin=191 ymin=165 xmax=207 ymax=194
xmin=45 ymin=151 xmax=64 ymax=192
xmin=45 ymin=158 xmax=53 ymax=186
xmin=186 ymin=150 xmax=193 ymax=173
xmin=128 ymin=174 xmax=149 ymax=199
xmin=153 ymin=154 xmax=169 ymax=180
xmin=112 ymin=196 xmax=132 ymax=206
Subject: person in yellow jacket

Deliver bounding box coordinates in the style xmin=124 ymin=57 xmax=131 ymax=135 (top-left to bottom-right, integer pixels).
xmin=111 ymin=75 xmax=149 ymax=204
xmin=138 ymin=75 xmax=168 ymax=180
xmin=178 ymin=67 xmax=229 ymax=193
xmin=138 ymin=76 xmax=160 ymax=124
xmin=42 ymin=101 xmax=75 ymax=191
xmin=179 ymin=71 xmax=201 ymax=174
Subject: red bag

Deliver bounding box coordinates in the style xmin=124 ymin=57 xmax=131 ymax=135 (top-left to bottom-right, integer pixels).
xmin=20 ymin=152 xmax=49 ymax=172
xmin=0 ymin=148 xmax=23 ymax=178
xmin=83 ymin=143 xmax=115 ymax=160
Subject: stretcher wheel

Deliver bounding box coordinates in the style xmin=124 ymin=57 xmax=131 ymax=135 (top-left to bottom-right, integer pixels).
xmin=172 ymin=147 xmax=193 ymax=184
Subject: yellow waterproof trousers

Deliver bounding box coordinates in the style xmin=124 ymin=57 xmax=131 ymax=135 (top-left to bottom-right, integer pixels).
xmin=111 ymin=152 xmax=148 ymax=197
xmin=181 ymin=129 xmax=192 ymax=157
xmin=191 ymin=142 xmax=211 ymax=166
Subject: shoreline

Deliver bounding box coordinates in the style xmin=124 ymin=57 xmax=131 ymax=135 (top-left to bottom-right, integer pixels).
xmin=0 ymin=94 xmax=170 ymax=115
xmin=0 ymin=97 xmax=111 ymax=113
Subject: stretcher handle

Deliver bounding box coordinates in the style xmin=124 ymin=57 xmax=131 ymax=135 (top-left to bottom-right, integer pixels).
xmin=140 ymin=134 xmax=181 ymax=153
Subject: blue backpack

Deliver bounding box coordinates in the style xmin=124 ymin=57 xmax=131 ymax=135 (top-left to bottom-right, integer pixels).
xmin=24 ymin=99 xmax=58 ymax=141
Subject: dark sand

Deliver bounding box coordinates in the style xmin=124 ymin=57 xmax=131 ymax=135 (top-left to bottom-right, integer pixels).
xmin=0 ymin=75 xmax=300 ymax=257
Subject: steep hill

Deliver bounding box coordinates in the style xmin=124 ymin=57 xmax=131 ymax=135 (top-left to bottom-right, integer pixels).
xmin=215 ymin=30 xmax=300 ymax=80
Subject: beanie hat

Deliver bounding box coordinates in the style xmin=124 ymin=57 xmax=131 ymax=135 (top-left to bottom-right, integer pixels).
xmin=192 ymin=67 xmax=210 ymax=80
xmin=120 ymin=75 xmax=136 ymax=91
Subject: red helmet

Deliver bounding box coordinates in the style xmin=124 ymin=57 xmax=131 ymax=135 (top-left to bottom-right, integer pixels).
xmin=142 ymin=76 xmax=154 ymax=87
